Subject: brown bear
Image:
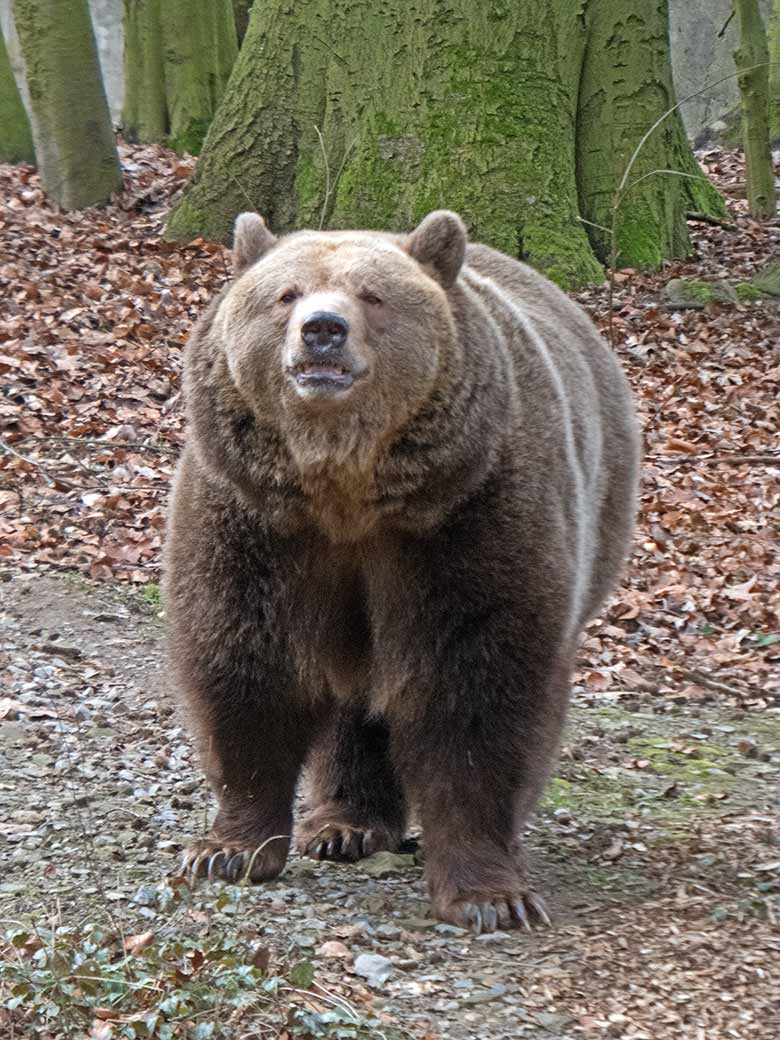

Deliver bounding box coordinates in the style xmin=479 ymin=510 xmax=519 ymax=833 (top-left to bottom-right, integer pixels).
xmin=163 ymin=210 xmax=640 ymax=934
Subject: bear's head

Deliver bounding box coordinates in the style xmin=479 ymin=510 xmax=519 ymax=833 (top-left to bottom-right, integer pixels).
xmin=215 ymin=210 xmax=468 ymax=473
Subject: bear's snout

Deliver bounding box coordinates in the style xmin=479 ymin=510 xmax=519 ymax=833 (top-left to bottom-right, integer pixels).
xmin=286 ymin=309 xmax=367 ymax=402
xmin=301 ymin=311 xmax=349 ymax=353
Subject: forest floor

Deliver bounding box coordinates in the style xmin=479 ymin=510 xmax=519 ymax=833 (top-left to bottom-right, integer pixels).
xmin=1 ymin=146 xmax=779 ymax=1039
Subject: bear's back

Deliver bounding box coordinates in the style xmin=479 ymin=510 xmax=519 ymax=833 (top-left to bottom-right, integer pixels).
xmin=459 ymin=242 xmax=639 ymax=632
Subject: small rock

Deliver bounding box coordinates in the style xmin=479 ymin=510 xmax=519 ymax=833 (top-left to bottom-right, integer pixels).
xmin=360 ymin=851 xmax=416 ymax=877
xmin=752 ymin=263 xmax=780 ymax=297
xmin=433 ymin=922 xmax=468 ymax=936
xmin=663 ymin=278 xmax=737 ymax=310
xmin=316 ymin=940 xmax=351 ymax=959
xmin=737 ymin=738 xmax=759 ymax=759
xmin=290 ymin=933 xmax=316 ymax=948
xmin=461 ymin=983 xmax=509 ymax=1005
xmin=132 ymin=884 xmax=158 ymax=907
xmin=354 ymin=952 xmax=394 ymax=987
xmin=375 ymin=922 xmax=401 ymax=940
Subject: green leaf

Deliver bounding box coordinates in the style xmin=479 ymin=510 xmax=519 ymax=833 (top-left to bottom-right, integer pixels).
xmin=288 ymin=959 xmax=315 ymax=989
xmin=755 ymin=633 xmax=780 ymax=647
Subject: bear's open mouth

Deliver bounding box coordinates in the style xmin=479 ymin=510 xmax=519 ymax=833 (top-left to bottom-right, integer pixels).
xmin=287 ymin=361 xmax=366 ymax=398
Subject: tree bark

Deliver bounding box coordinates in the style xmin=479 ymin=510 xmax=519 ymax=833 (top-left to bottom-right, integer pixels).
xmin=11 ymin=0 xmax=121 ymax=209
xmin=122 ymin=0 xmax=238 ymax=154
xmin=122 ymin=0 xmax=167 ymax=146
xmin=0 ymin=25 xmax=34 ymax=164
xmin=577 ymin=0 xmax=725 ymax=268
xmin=769 ymin=0 xmax=780 ymax=137
xmin=167 ymin=0 xmax=726 ymax=288
xmin=735 ymin=0 xmax=777 ymax=218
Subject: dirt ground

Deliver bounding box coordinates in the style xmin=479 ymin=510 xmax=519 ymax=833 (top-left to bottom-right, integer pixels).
xmin=2 ymin=570 xmax=778 ymax=1039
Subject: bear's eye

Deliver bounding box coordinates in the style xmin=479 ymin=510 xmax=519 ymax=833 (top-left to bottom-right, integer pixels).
xmin=279 ymin=290 xmax=300 ymax=305
xmin=360 ymin=291 xmax=382 ymax=306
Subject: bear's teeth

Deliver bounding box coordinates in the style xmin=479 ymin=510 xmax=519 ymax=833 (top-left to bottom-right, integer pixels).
xmin=301 ymin=366 xmax=347 ymax=377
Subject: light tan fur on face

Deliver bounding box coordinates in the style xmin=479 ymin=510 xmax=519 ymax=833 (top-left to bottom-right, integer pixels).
xmin=216 ymin=231 xmax=453 ymax=539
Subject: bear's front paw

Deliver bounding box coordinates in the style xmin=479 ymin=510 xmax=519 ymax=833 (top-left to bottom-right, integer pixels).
xmin=297 ymin=806 xmax=401 ymax=863
xmin=178 ymin=833 xmax=290 ymax=884
xmin=434 ymin=889 xmax=550 ymax=934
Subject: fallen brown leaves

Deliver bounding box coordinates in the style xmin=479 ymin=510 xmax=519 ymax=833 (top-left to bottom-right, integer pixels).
xmin=573 ymin=148 xmax=780 ymax=712
xmin=1 ymin=144 xmax=778 ymax=712
xmin=0 ymin=143 xmax=226 ymax=583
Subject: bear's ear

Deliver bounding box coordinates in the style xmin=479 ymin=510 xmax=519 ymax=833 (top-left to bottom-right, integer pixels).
xmin=407 ymin=210 xmax=467 ymax=288
xmin=233 ymin=212 xmax=277 ymax=275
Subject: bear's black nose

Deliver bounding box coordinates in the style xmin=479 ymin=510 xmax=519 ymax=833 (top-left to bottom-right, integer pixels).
xmin=301 ymin=311 xmax=349 ymax=353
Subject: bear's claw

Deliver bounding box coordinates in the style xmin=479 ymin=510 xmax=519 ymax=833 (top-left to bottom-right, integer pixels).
xmin=438 ymin=890 xmax=551 ymax=935
xmin=178 ymin=834 xmax=289 ymax=884
xmin=299 ymin=820 xmax=395 ymax=863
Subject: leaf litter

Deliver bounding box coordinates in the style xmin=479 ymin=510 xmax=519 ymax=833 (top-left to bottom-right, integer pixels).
xmin=0 ymin=144 xmax=779 ymax=1038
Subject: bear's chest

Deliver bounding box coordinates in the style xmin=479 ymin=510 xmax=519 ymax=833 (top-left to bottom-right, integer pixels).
xmin=297 ymin=464 xmax=380 ymax=544
xmin=287 ymin=532 xmax=416 ymax=706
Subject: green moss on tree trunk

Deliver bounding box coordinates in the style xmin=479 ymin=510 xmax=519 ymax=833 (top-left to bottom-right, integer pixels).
xmin=12 ymin=0 xmax=121 ymax=209
xmin=735 ymin=0 xmax=776 ymax=218
xmin=122 ymin=0 xmax=238 ymax=154
xmin=122 ymin=0 xmax=167 ymax=145
xmin=0 ymin=26 xmax=34 ymax=164
xmin=770 ymin=0 xmax=780 ymax=137
xmin=578 ymin=0 xmax=726 ymax=269
xmin=167 ymin=0 xmax=726 ymax=289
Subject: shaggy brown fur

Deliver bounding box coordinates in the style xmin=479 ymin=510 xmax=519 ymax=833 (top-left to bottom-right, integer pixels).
xmin=163 ymin=210 xmax=640 ymax=933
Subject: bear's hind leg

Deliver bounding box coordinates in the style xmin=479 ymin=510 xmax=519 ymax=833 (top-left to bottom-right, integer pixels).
xmin=298 ymin=706 xmax=406 ymax=862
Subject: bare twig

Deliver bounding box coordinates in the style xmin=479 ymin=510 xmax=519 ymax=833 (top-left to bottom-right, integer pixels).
xmin=676 ymin=668 xmax=751 ymax=699
xmin=228 ymin=171 xmax=256 ymax=212
xmin=617 ymin=63 xmax=779 ymax=198
xmin=0 ymin=437 xmax=58 ymax=487
xmin=31 ymin=434 xmax=178 ymax=457
xmin=685 ymin=211 xmax=738 ymax=229
xmin=718 ymin=11 xmax=736 ymax=38
xmin=313 ymin=125 xmax=357 ymax=231
xmin=648 ymin=453 xmax=780 ymax=465
xmin=313 ymin=125 xmax=331 ymax=231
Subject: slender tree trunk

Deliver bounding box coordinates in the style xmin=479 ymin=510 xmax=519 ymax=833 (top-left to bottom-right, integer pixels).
xmin=167 ymin=0 xmax=725 ymax=288
xmin=122 ymin=0 xmax=238 ymax=154
xmin=769 ymin=0 xmax=780 ymax=137
xmin=735 ymin=0 xmax=777 ymax=218
xmin=12 ymin=0 xmax=121 ymax=209
xmin=0 ymin=25 xmax=34 ymax=164
xmin=122 ymin=0 xmax=167 ymax=146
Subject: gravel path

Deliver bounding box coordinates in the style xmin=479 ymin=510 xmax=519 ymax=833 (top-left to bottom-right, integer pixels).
xmin=2 ymin=570 xmax=779 ymax=1038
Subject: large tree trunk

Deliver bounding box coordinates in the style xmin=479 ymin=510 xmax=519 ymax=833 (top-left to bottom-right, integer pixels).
xmin=11 ymin=0 xmax=121 ymax=209
xmin=166 ymin=0 xmax=725 ymax=287
xmin=0 ymin=25 xmax=34 ymax=163
xmin=577 ymin=0 xmax=724 ymax=268
xmin=122 ymin=0 xmax=238 ymax=155
xmin=735 ymin=0 xmax=777 ymax=218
